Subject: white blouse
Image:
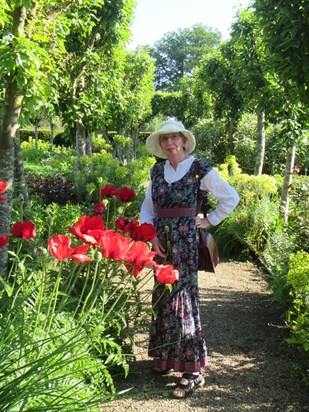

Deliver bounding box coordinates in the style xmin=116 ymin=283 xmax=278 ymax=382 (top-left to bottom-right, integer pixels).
xmin=140 ymin=155 xmax=240 ymax=226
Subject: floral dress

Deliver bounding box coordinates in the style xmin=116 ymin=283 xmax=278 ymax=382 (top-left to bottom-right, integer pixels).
xmin=149 ymin=159 xmax=212 ymax=373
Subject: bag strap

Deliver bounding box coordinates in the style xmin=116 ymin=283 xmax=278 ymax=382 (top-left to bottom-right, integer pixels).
xmin=194 ymin=160 xmax=202 ymax=215
xmin=194 ymin=159 xmax=210 ymax=217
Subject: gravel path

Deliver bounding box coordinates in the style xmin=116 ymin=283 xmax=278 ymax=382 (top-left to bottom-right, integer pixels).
xmin=103 ymin=260 xmax=309 ymax=412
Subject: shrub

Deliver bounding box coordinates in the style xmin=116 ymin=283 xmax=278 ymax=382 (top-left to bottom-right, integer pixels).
xmin=233 ymin=113 xmax=257 ymax=173
xmin=192 ymin=117 xmax=229 ymax=165
xmin=20 ymin=128 xmax=63 ymax=143
xmin=285 ymin=251 xmax=309 ymax=375
xmin=22 ymin=138 xmax=75 ymax=179
xmin=212 ymin=167 xmax=281 ymax=256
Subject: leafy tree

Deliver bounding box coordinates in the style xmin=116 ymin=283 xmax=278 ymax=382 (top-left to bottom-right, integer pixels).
xmin=151 ymin=90 xmax=187 ymax=125
xmin=0 ymin=1 xmax=54 ymax=274
xmin=149 ymin=24 xmax=221 ymax=92
xmin=252 ymin=1 xmax=309 ymax=221
xmin=100 ymin=46 xmax=155 ymax=160
xmin=228 ymin=8 xmax=286 ymax=175
xmin=0 ymin=0 xmax=136 ymax=275
xmin=55 ymin=0 xmax=135 ymax=172
xmin=195 ymin=45 xmax=245 ymax=150
xmin=254 ymin=0 xmax=309 ymax=104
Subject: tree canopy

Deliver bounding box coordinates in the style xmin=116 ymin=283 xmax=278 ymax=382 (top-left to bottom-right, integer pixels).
xmin=148 ymin=24 xmax=221 ymax=92
xmin=254 ymin=0 xmax=309 ymax=104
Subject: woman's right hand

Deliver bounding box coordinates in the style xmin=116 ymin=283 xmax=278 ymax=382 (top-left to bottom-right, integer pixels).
xmin=150 ymin=236 xmax=167 ymax=258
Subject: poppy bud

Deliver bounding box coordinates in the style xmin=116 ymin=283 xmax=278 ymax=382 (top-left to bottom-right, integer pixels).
xmin=94 ymin=250 xmax=103 ymax=262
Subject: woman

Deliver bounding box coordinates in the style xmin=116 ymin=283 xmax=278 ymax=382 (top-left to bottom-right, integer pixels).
xmin=140 ymin=119 xmax=239 ymax=399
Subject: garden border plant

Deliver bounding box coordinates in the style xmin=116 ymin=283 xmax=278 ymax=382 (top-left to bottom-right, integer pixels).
xmin=211 ymin=158 xmax=309 ymax=380
xmin=0 ymin=181 xmax=180 ymax=410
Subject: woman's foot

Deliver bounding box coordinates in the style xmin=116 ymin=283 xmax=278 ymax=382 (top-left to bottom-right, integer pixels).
xmin=172 ymin=373 xmax=205 ymax=399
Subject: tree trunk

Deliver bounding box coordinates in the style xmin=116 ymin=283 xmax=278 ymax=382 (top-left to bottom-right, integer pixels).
xmin=50 ymin=120 xmax=55 ymax=151
xmin=34 ymin=122 xmax=39 ymax=149
xmin=0 ymin=5 xmax=29 ymax=276
xmin=86 ymin=129 xmax=93 ymax=174
xmin=0 ymin=81 xmax=24 ymax=277
xmin=131 ymin=127 xmax=138 ymax=160
xmin=85 ymin=129 xmax=92 ymax=157
xmin=281 ymin=143 xmax=296 ymax=224
xmin=254 ymin=110 xmax=266 ymax=175
xmin=75 ymin=119 xmax=86 ymax=165
xmin=14 ymin=129 xmax=30 ymax=211
xmin=228 ymin=116 xmax=236 ymax=151
xmin=74 ymin=119 xmax=87 ymax=202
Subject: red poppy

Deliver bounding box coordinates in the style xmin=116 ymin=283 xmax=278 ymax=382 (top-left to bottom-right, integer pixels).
xmin=100 ymin=231 xmax=132 ymax=261
xmin=10 ymin=221 xmax=36 ymax=239
xmin=115 ymin=217 xmax=130 ymax=232
xmin=117 ymin=187 xmax=136 ymax=202
xmin=68 ymin=215 xmax=106 ymax=245
xmin=48 ymin=235 xmax=90 ymax=262
xmin=0 ymin=181 xmax=8 ymax=201
xmin=0 ymin=235 xmax=9 ymax=248
xmin=124 ymin=241 xmax=157 ymax=275
xmin=93 ymin=200 xmax=106 ymax=215
xmin=100 ymin=185 xmax=119 ymax=198
xmin=86 ymin=229 xmax=113 ymax=245
xmin=155 ymin=264 xmax=179 ymax=285
xmin=116 ymin=216 xmax=139 ymax=235
xmin=131 ymin=222 xmax=157 ymax=242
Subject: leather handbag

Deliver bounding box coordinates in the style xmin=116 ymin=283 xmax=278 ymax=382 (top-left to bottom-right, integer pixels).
xmin=195 ymin=160 xmax=219 ymax=272
xmin=198 ymin=230 xmax=219 ymax=272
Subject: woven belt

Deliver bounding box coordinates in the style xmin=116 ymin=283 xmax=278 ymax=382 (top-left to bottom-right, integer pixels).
xmin=154 ymin=206 xmax=196 ymax=218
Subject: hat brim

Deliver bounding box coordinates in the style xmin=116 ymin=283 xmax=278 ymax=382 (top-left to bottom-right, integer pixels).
xmin=146 ymin=130 xmax=196 ymax=159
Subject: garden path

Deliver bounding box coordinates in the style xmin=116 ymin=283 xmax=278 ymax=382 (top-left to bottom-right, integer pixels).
xmin=103 ymin=260 xmax=309 ymax=412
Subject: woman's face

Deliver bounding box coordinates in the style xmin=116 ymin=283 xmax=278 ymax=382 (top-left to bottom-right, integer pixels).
xmin=159 ymin=133 xmax=187 ymax=157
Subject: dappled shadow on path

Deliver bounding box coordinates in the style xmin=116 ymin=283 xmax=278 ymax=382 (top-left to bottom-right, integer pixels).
xmin=106 ymin=261 xmax=309 ymax=412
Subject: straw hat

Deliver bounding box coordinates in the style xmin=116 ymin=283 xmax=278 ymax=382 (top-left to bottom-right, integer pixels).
xmin=146 ymin=119 xmax=196 ymax=159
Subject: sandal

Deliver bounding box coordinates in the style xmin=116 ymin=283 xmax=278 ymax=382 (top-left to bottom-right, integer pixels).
xmin=172 ymin=373 xmax=205 ymax=399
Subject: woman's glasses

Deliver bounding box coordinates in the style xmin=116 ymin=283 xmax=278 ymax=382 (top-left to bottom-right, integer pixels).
xmin=159 ymin=134 xmax=182 ymax=143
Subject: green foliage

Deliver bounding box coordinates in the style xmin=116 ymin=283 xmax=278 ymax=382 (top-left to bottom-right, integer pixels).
xmin=1 ymin=194 xmax=161 ymax=409
xmin=233 ymin=113 xmax=257 ymax=173
xmin=192 ymin=117 xmax=229 ymax=165
xmin=151 ymin=91 xmax=185 ymax=122
xmin=223 ymin=194 xmax=281 ymax=254
xmin=262 ymin=226 xmax=297 ymax=305
xmin=21 ymin=135 xmax=155 ymax=212
xmin=0 ymin=248 xmax=130 ymax=409
xmin=33 ymin=200 xmax=88 ymax=239
xmin=285 ymin=251 xmax=309 ymax=373
xmin=288 ymin=174 xmax=309 ymax=252
xmin=19 ymin=128 xmax=63 ymax=143
xmin=22 ymin=138 xmax=75 ymax=179
xmin=214 ymin=159 xmax=309 ymax=367
xmin=229 ymin=7 xmax=284 ymax=114
xmin=211 ymin=158 xmax=281 ymax=257
xmin=229 ymin=173 xmax=278 ymax=200
xmin=223 ymin=171 xmax=281 ymax=253
xmin=254 ymin=0 xmax=309 ymax=103
xmin=210 ymin=214 xmax=244 ymax=259
xmin=195 ymin=45 xmax=244 ymax=123
xmin=149 ymin=24 xmax=221 ymax=91
xmin=212 ymin=159 xmax=283 ymax=257
xmin=287 ymin=251 xmax=309 ymax=291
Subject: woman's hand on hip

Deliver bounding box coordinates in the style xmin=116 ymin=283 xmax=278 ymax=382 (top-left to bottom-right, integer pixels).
xmin=196 ymin=215 xmax=212 ymax=229
xmin=150 ymin=237 xmax=167 ymax=258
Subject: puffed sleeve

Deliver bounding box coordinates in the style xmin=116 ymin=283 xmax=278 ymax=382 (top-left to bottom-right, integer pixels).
xmin=200 ymin=169 xmax=240 ymax=226
xmin=140 ymin=180 xmax=155 ymax=224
